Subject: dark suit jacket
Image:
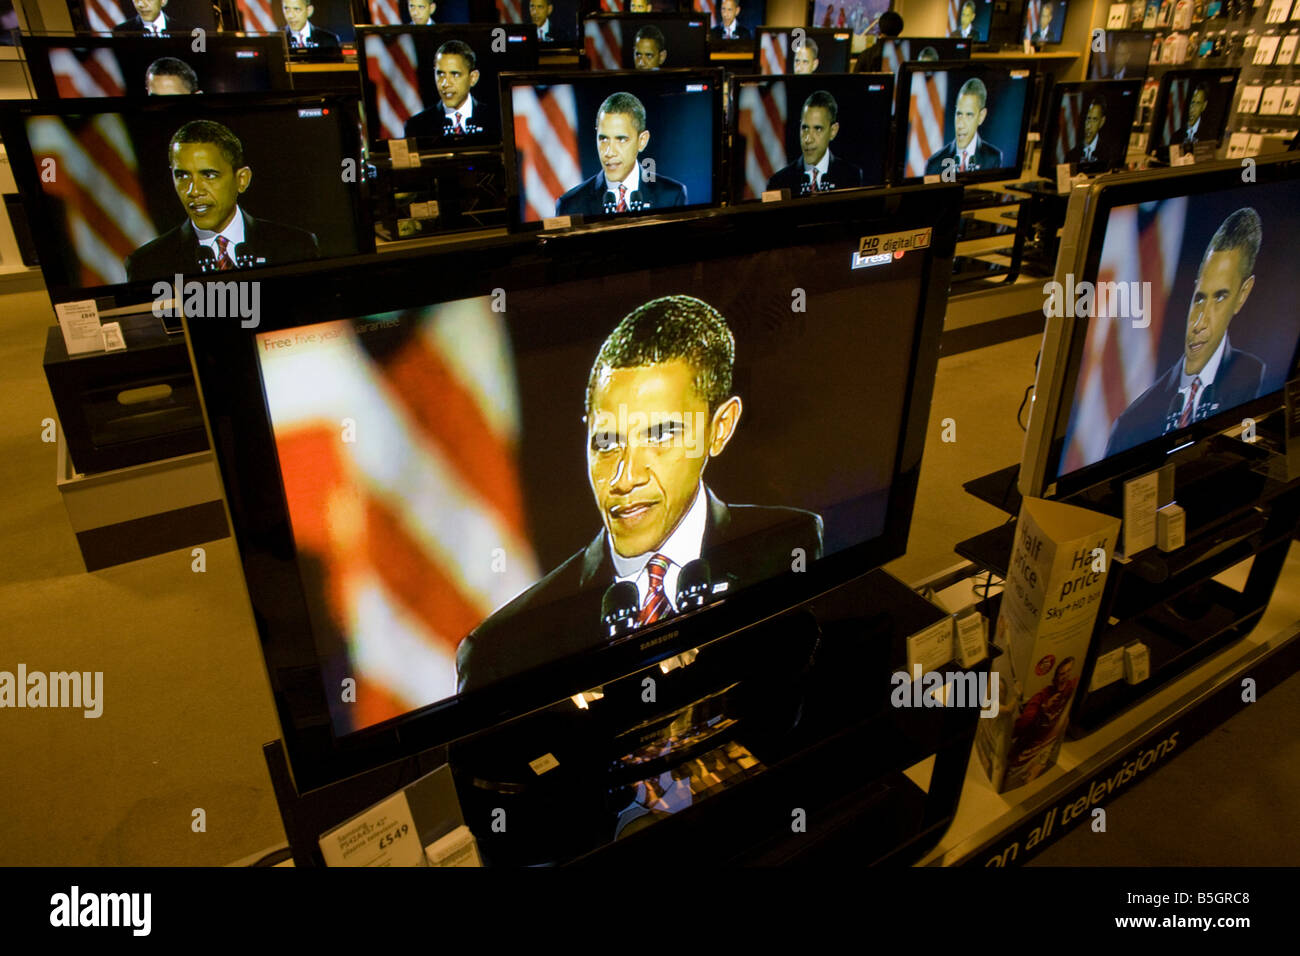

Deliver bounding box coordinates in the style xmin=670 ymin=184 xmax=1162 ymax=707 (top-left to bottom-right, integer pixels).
xmin=710 ymin=24 xmax=751 ymax=40
xmin=1104 ymin=343 xmax=1265 ymax=457
xmin=1171 ymin=124 xmax=1201 ymax=147
xmin=124 ymin=210 xmax=320 ymax=281
xmin=113 ymin=15 xmax=188 ymax=35
xmin=924 ymin=138 xmax=1004 ymax=175
xmin=765 ymin=154 xmax=864 ymax=195
xmin=286 ymin=24 xmax=340 ymax=50
xmin=949 ymin=27 xmax=974 ymax=39
xmin=1065 ymin=137 xmax=1105 ymax=168
xmin=455 ymin=486 xmax=825 ymax=692
xmin=537 ymin=23 xmax=569 ymax=45
xmin=555 ymin=171 xmax=687 ymax=216
xmin=404 ymin=95 xmax=488 ymax=141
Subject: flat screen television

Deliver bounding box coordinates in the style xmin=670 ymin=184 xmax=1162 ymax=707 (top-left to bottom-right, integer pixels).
xmin=1023 ymin=0 xmax=1065 ymax=44
xmin=498 ymin=0 xmax=581 ymax=47
xmin=357 ymin=24 xmax=537 ymax=151
xmin=1147 ymin=68 xmax=1239 ymax=161
xmin=1019 ymin=156 xmax=1300 ymax=501
xmin=0 ymin=94 xmax=374 ymax=308
xmin=20 ymin=33 xmax=292 ymax=99
xmin=754 ymin=27 xmax=853 ymax=74
xmin=894 ymin=61 xmax=1034 ymax=184
xmin=502 ymin=68 xmax=722 ymax=227
xmin=182 ymin=186 xmax=961 ymax=793
xmin=808 ymin=0 xmax=890 ymax=36
xmin=582 ymin=12 xmax=709 ymax=70
xmin=69 ymin=0 xmax=218 ymax=33
xmin=1087 ymin=30 xmax=1154 ymax=81
xmin=362 ymin=0 xmax=476 ymax=23
xmin=694 ymin=0 xmax=765 ymax=43
xmin=732 ymin=73 xmax=892 ymax=199
xmin=1037 ymin=79 xmax=1141 ymax=178
xmin=946 ymin=0 xmax=992 ymax=42
xmin=234 ymin=0 xmax=358 ymax=53
xmin=1 ymin=0 xmax=22 ymax=42
xmin=853 ymin=36 xmax=971 ymax=74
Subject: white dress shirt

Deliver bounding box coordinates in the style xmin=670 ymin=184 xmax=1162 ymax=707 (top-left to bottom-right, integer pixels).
xmin=1179 ymin=333 xmax=1228 ymax=421
xmin=444 ymin=94 xmax=474 ymax=130
xmin=604 ymin=162 xmax=641 ymax=206
xmin=721 ymin=20 xmax=739 ymax=38
xmin=291 ymin=22 xmax=316 ymax=47
xmin=806 ymin=149 xmax=831 ymax=190
xmin=957 ymin=133 xmax=983 ymax=170
xmin=610 ymin=483 xmax=709 ymax=613
xmin=143 ymin=11 xmax=168 ymax=34
xmin=1080 ymin=135 xmax=1099 ymax=162
xmin=537 ymin=18 xmax=552 ymax=41
xmin=1183 ymin=117 xmax=1201 ymax=143
xmin=193 ymin=207 xmax=247 ymax=266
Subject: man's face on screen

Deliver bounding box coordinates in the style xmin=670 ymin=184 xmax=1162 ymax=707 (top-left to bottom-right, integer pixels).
xmin=630 ymin=0 xmax=651 ymax=10
xmin=960 ymin=4 xmax=975 ymax=29
xmin=800 ymin=105 xmax=836 ymax=167
xmin=634 ymin=38 xmax=666 ymax=69
xmin=793 ymin=45 xmax=817 ymax=73
xmin=134 ymin=0 xmax=165 ymax=21
xmin=283 ymin=0 xmax=311 ymax=31
xmin=1185 ymin=249 xmax=1253 ymax=376
xmin=587 ymin=360 xmax=714 ymax=558
xmin=435 ymin=52 xmax=477 ymax=109
xmin=1187 ymin=88 xmax=1207 ymax=126
xmin=147 ymin=72 xmax=193 ymax=95
xmin=1083 ymin=103 xmax=1104 ymax=142
xmin=954 ymin=92 xmax=985 ymax=151
xmin=1040 ymin=4 xmax=1053 ymax=29
xmin=408 ymin=0 xmax=433 ymax=23
xmin=1114 ymin=41 xmax=1132 ymax=71
xmin=596 ymin=111 xmax=648 ymax=184
xmin=170 ymin=142 xmax=249 ymax=234
xmin=721 ymin=0 xmax=738 ymax=26
xmin=530 ymin=0 xmax=551 ymax=26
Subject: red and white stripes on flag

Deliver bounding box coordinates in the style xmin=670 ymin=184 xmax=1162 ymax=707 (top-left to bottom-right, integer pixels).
xmin=1162 ymin=78 xmax=1187 ymax=145
xmin=696 ymin=0 xmax=718 ymax=28
xmin=236 ymin=0 xmax=279 ymax=33
xmin=583 ymin=19 xmax=623 ymax=70
xmin=737 ymin=81 xmax=787 ymax=199
xmin=948 ymin=0 xmax=961 ymax=34
xmin=370 ymin=0 xmax=404 ymax=24
xmin=905 ymin=70 xmax=947 ymax=178
xmin=1061 ymin=197 xmax=1187 ymax=472
xmin=259 ymin=303 xmax=541 ymax=731
xmin=1054 ymin=89 xmax=1080 ymax=164
xmin=26 ymin=115 xmax=157 ymax=288
xmin=50 ymin=47 xmax=127 ymax=98
xmin=758 ymin=31 xmax=788 ymax=74
xmin=497 ymin=0 xmax=524 ymax=23
xmin=512 ymin=84 xmax=581 ymax=221
xmin=600 ymin=0 xmax=619 ymax=10
xmin=83 ymin=0 xmax=125 ymax=31
xmin=1024 ymin=0 xmax=1041 ymax=40
xmin=364 ymin=33 xmax=425 ymax=140
xmin=881 ymin=39 xmax=902 ymax=74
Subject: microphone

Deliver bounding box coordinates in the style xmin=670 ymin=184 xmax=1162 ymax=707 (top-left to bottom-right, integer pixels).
xmin=601 ymin=581 xmax=639 ymax=640
xmin=628 ymin=189 xmax=646 ymax=211
xmin=676 ymin=559 xmax=712 ymax=612
xmin=233 ymin=242 xmax=250 ymax=268
xmin=196 ymin=247 xmax=215 ymax=272
xmin=602 ymin=190 xmax=617 ymax=213
xmin=1167 ymin=391 xmax=1186 ymax=429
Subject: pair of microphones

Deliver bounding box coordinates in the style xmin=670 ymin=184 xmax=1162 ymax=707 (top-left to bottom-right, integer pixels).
xmin=600 ymin=558 xmax=713 ymax=640
xmin=196 ymin=245 xmax=250 ymax=271
xmin=602 ymin=190 xmax=649 ymax=213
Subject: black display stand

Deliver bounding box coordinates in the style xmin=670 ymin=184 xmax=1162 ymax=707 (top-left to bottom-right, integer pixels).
xmin=370 ymin=151 xmax=509 ymax=241
xmin=949 ymin=187 xmax=1033 ymax=289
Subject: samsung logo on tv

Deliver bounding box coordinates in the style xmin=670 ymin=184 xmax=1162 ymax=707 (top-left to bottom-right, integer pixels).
xmin=639 ymin=629 xmax=679 ymax=651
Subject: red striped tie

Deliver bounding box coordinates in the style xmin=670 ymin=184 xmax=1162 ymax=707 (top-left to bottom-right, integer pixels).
xmin=616 ymin=184 xmax=628 ymax=212
xmin=636 ymin=554 xmax=672 ymax=627
xmin=215 ymin=235 xmax=234 ymax=271
xmin=1178 ymin=377 xmax=1201 ymax=428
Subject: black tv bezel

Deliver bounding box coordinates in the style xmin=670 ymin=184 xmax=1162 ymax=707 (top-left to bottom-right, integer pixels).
xmin=1035 ymin=78 xmax=1142 ymax=179
xmin=854 ymin=36 xmax=973 ymax=74
xmin=751 ymin=25 xmax=855 ymax=74
xmin=354 ymin=22 xmax=538 ymax=155
xmin=184 ymin=186 xmax=961 ymax=794
xmin=579 ymin=11 xmax=711 ymax=70
xmin=18 ymin=32 xmax=293 ymax=100
xmin=500 ymin=66 xmax=725 ymax=231
xmin=1086 ymin=29 xmax=1155 ymax=82
xmin=1146 ymin=67 xmax=1240 ymax=161
xmin=0 ymin=92 xmax=376 ymax=310
xmin=1041 ymin=156 xmax=1300 ymax=501
xmin=1021 ymin=0 xmax=1066 ymax=46
xmin=891 ymin=59 xmax=1036 ymax=186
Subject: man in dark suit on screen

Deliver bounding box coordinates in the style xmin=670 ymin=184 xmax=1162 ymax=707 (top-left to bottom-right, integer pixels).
xmin=282 ymin=0 xmax=340 ymax=51
xmin=124 ymin=119 xmax=320 ymax=280
xmin=950 ymin=0 xmax=977 ymax=39
xmin=555 ymin=92 xmax=688 ymax=216
xmin=1065 ymin=95 xmax=1107 ymax=167
xmin=403 ymin=40 xmax=487 ymax=140
xmin=710 ymin=0 xmax=749 ymax=40
xmin=113 ymin=0 xmax=187 ymax=35
xmin=925 ymin=76 xmax=1004 ymax=175
xmin=1104 ymin=208 xmax=1266 ymax=457
xmin=1171 ymin=82 xmax=1210 ymax=150
xmin=455 ymin=295 xmax=824 ymax=692
xmin=765 ymin=90 xmax=864 ymax=196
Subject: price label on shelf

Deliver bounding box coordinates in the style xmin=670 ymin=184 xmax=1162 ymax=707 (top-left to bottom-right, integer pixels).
xmin=318 ymin=791 xmax=424 ymax=867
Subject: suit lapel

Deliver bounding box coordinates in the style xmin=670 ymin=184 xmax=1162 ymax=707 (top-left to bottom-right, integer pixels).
xmin=577 ymin=528 xmax=613 ymax=589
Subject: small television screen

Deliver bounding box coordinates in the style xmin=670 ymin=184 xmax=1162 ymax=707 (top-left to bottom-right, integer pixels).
xmin=583 ymin=13 xmax=709 ymax=70
xmin=808 ymin=0 xmax=890 ymax=35
xmin=1023 ymin=0 xmax=1066 ymax=44
xmin=20 ymin=34 xmax=292 ymax=99
xmin=0 ymin=95 xmax=373 ymax=303
xmin=2 ymin=0 xmax=19 ymax=43
xmin=363 ymin=0 xmax=474 ymax=23
xmin=694 ymin=0 xmax=764 ymax=42
xmin=1087 ymin=30 xmax=1154 ymax=81
xmin=1148 ymin=68 xmax=1240 ymax=159
xmin=498 ymin=0 xmax=581 ymax=46
xmin=755 ymin=27 xmax=854 ymax=74
xmin=895 ymin=61 xmax=1033 ymax=183
xmin=503 ymin=69 xmax=721 ymax=226
xmin=1037 ymin=80 xmax=1141 ymax=177
xmin=358 ymin=25 xmax=537 ymax=151
xmin=947 ymin=0 xmax=992 ymax=42
xmin=733 ymin=73 xmax=893 ymax=199
xmin=70 ymin=0 xmax=218 ymax=33
xmin=854 ymin=36 xmax=971 ymax=74
xmin=234 ymin=0 xmax=358 ymax=51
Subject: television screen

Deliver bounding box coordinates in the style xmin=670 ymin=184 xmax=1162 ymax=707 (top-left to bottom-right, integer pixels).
xmin=358 ymin=25 xmax=537 ymax=151
xmin=694 ymin=0 xmax=764 ymax=41
xmin=1087 ymin=30 xmax=1154 ymax=81
xmin=183 ymin=189 xmax=959 ymax=784
xmin=363 ymin=0 xmax=474 ymax=23
xmin=498 ymin=0 xmax=580 ymax=46
xmin=1023 ymin=0 xmax=1066 ymax=44
xmin=1037 ymin=80 xmax=1141 ymax=177
xmin=0 ymin=95 xmax=373 ymax=303
xmin=895 ymin=62 xmax=1033 ymax=183
xmin=1148 ymin=68 xmax=1240 ymax=159
xmin=947 ymin=0 xmax=992 ymax=42
xmin=20 ymin=34 xmax=292 ymax=99
xmin=583 ymin=13 xmax=709 ymax=70
xmin=733 ymin=73 xmax=893 ymax=199
xmin=854 ymin=36 xmax=971 ymax=74
xmin=1 ymin=0 xmax=19 ymax=43
xmin=809 ymin=0 xmax=890 ymax=35
xmin=503 ymin=69 xmax=721 ymax=226
xmin=70 ymin=0 xmax=218 ymax=33
xmin=755 ymin=28 xmax=854 ymax=74
xmin=592 ymin=0 xmax=683 ymax=10
xmin=234 ymin=0 xmax=358 ymax=51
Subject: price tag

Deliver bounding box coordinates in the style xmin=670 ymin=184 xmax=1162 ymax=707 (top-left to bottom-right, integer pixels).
xmin=319 ymin=790 xmax=424 ymax=867
xmin=389 ymin=138 xmax=413 ymax=169
xmin=55 ymin=300 xmax=105 ymax=356
xmin=954 ymin=611 xmax=987 ymax=667
xmin=1055 ymin=162 xmax=1073 ymax=194
xmin=760 ymin=189 xmax=785 ymax=202
xmin=906 ymin=617 xmax=955 ymax=674
xmin=1089 ymin=646 xmax=1126 ymax=690
xmin=1023 ymin=38 xmax=1035 ymax=55
xmin=922 ymin=173 xmax=942 ymax=184
xmin=541 ymin=215 xmax=572 ymax=230
xmin=100 ymin=321 xmax=126 ymax=352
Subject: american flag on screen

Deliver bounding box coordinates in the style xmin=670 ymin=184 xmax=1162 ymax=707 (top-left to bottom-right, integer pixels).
xmin=1061 ymin=198 xmax=1188 ymax=473
xmin=370 ymin=0 xmax=404 ymax=24
xmin=905 ymin=70 xmax=948 ymax=177
xmin=26 ymin=116 xmax=158 ymax=288
xmin=737 ymin=82 xmax=787 ymax=199
xmin=365 ymin=34 xmax=425 ymax=141
xmin=759 ymin=32 xmax=788 ymax=74
xmin=260 ymin=304 xmax=541 ymax=730
xmin=236 ymin=0 xmax=279 ymax=33
xmin=600 ymin=0 xmax=620 ymax=11
xmin=497 ymin=0 xmax=524 ymax=22
xmin=50 ymin=47 xmax=127 ymax=97
xmin=1161 ymin=79 xmax=1187 ymax=145
xmin=584 ymin=19 xmax=623 ymax=69
xmin=696 ymin=0 xmax=718 ymax=28
xmin=83 ymin=0 xmax=124 ymax=31
xmin=881 ymin=39 xmax=902 ymax=74
xmin=1024 ymin=0 xmax=1041 ymax=40
xmin=512 ymin=85 xmax=581 ymax=221
xmin=1054 ymin=91 xmax=1081 ymax=164
xmin=948 ymin=0 xmax=960 ymax=33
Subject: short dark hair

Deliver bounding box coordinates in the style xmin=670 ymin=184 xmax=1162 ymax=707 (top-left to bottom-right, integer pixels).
xmin=634 ymin=24 xmax=665 ymax=53
xmin=794 ymin=34 xmax=819 ymax=58
xmin=1201 ymin=207 xmax=1262 ymax=283
xmin=146 ymin=57 xmax=198 ymax=93
xmin=1086 ymin=95 xmax=1106 ymax=118
xmin=169 ymin=119 xmax=244 ymax=169
xmin=586 ymin=295 xmax=735 ymax=414
xmin=960 ymin=0 xmax=975 ymax=13
xmin=597 ymin=91 xmax=647 ymax=133
xmin=879 ymin=10 xmax=904 ymax=36
xmin=1191 ymin=81 xmax=1210 ymax=102
xmin=957 ymin=76 xmax=988 ymax=110
xmin=436 ymin=39 xmax=476 ymax=70
xmin=802 ymin=89 xmax=838 ymax=123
